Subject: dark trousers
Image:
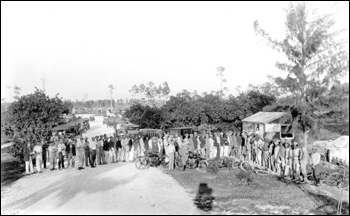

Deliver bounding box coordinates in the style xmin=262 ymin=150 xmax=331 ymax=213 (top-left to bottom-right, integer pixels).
xmin=42 ymin=153 xmax=47 ymax=168
xmin=216 ymin=146 xmax=221 ymax=159
xmin=312 ymin=163 xmax=321 ymax=185
xmin=85 ymin=149 xmax=91 ymax=166
xmin=91 ymin=150 xmax=96 ymax=167
xmin=58 ymin=152 xmax=65 ymax=169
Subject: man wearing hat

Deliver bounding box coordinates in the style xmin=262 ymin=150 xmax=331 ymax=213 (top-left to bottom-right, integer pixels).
xmin=41 ymin=139 xmax=49 ymax=169
xmin=299 ymin=142 xmax=310 ymax=183
xmin=33 ymin=142 xmax=43 ymax=173
xmin=57 ymin=139 xmax=66 ymax=170
xmin=98 ymin=135 xmax=106 ymax=165
xmin=268 ymin=139 xmax=276 ymax=172
xmin=262 ymin=136 xmax=270 ymax=168
xmin=95 ymin=136 xmax=102 ymax=166
xmin=284 ymin=142 xmax=292 ymax=179
xmin=108 ymin=136 xmax=116 ymax=163
xmin=76 ymin=137 xmax=85 ymax=170
xmin=274 ymin=139 xmax=282 ymax=175
xmin=66 ymin=139 xmax=76 ymax=169
xmin=291 ymin=141 xmax=301 ymax=181
xmin=310 ymin=147 xmax=321 ymax=186
xmin=23 ymin=142 xmax=34 ymax=174
xmin=256 ymin=135 xmax=265 ymax=167
xmin=90 ymin=137 xmax=97 ymax=167
xmin=279 ymin=139 xmax=287 ymax=176
xmin=84 ymin=137 xmax=91 ymax=167
xmin=49 ymin=141 xmax=58 ymax=171
xmin=121 ymin=135 xmax=130 ymax=162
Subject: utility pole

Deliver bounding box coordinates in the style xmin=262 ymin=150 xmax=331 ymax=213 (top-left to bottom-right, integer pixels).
xmin=41 ymin=74 xmax=49 ymax=93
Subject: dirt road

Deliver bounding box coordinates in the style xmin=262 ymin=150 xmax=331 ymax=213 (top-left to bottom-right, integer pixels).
xmin=1 ymin=116 xmax=200 ymax=215
xmin=1 ymin=163 xmax=200 ymax=215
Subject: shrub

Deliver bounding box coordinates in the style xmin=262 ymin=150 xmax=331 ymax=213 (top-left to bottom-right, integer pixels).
xmin=236 ymin=170 xmax=253 ymax=185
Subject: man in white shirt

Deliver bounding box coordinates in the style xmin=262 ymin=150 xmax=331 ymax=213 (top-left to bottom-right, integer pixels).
xmin=90 ymin=137 xmax=97 ymax=167
xmin=139 ymin=135 xmax=145 ymax=157
xmin=57 ymin=140 xmax=66 ymax=170
xmin=209 ymin=134 xmax=216 ymax=159
xmin=310 ymin=148 xmax=321 ymax=186
xmin=167 ymin=140 xmax=176 ymax=170
xmin=33 ymin=142 xmax=43 ymax=173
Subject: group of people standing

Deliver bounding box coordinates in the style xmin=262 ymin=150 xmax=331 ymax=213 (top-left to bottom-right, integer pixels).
xmin=22 ymin=129 xmax=322 ymax=186
xmin=237 ymin=132 xmax=322 ymax=185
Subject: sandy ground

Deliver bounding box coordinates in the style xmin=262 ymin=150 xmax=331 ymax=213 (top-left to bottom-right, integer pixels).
xmin=1 ymin=115 xmax=200 ymax=215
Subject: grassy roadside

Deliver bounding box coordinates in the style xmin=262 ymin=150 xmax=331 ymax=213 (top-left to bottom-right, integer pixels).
xmin=1 ymin=146 xmax=24 ymax=196
xmin=163 ymin=167 xmax=348 ymax=215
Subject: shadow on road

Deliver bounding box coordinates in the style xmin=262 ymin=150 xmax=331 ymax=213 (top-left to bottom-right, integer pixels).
xmin=2 ymin=163 xmax=145 ymax=211
xmin=194 ymin=183 xmax=215 ymax=212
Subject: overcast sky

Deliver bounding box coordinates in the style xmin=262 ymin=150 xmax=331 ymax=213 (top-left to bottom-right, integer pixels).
xmin=1 ymin=1 xmax=349 ymax=102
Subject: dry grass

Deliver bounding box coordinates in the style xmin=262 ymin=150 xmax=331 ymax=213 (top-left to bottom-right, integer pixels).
xmin=1 ymin=146 xmax=24 ymax=192
xmin=164 ymin=167 xmax=348 ymax=215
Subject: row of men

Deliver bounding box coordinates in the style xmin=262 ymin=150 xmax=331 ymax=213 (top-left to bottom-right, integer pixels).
xmin=22 ymin=131 xmax=322 ymax=186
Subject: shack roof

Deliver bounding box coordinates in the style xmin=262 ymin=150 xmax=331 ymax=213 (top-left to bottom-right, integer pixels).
xmin=242 ymin=112 xmax=288 ymax=124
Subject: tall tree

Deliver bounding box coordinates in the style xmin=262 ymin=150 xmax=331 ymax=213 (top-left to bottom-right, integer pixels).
xmin=254 ymin=2 xmax=349 ymax=145
xmin=162 ymin=81 xmax=171 ymax=100
xmin=5 ymin=88 xmax=71 ymax=161
xmin=13 ymin=85 xmax=21 ymax=100
xmin=216 ymin=66 xmax=228 ymax=98
xmin=108 ymin=84 xmax=116 ymax=108
xmin=139 ymin=83 xmax=146 ymax=101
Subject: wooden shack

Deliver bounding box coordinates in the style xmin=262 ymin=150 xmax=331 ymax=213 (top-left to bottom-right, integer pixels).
xmin=242 ymin=112 xmax=293 ymax=141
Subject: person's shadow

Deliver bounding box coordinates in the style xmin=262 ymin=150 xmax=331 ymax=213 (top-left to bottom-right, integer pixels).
xmin=194 ymin=183 xmax=215 ymax=212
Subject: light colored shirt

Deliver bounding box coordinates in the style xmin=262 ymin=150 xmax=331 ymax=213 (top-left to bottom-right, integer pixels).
xmin=140 ymin=138 xmax=145 ymax=151
xmin=274 ymin=146 xmax=280 ymax=159
xmin=300 ymin=146 xmax=308 ymax=162
xmin=196 ymin=137 xmax=201 ymax=150
xmin=209 ymin=138 xmax=215 ymax=149
xmin=49 ymin=144 xmax=58 ymax=153
xmin=33 ymin=145 xmax=42 ymax=155
xmin=90 ymin=141 xmax=97 ymax=150
xmin=310 ymin=152 xmax=321 ymax=166
xmin=122 ymin=138 xmax=129 ymax=147
xmin=205 ymin=137 xmax=210 ymax=149
xmin=148 ymin=139 xmax=153 ymax=150
xmin=215 ymin=136 xmax=221 ymax=146
xmin=293 ymin=148 xmax=300 ymax=159
xmin=167 ymin=145 xmax=175 ymax=154
xmin=58 ymin=143 xmax=66 ymax=152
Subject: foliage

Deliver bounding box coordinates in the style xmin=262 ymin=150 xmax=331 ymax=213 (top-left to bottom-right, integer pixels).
xmin=123 ymin=104 xmax=165 ymax=129
xmin=4 ymin=88 xmax=71 ymax=161
xmin=216 ymin=66 xmax=229 ymax=97
xmin=129 ymin=81 xmax=171 ymax=103
xmin=124 ymin=90 xmax=276 ymax=131
xmin=236 ymin=170 xmax=253 ymax=185
xmin=206 ymin=159 xmax=220 ymax=175
xmin=254 ymin=2 xmax=349 ymax=145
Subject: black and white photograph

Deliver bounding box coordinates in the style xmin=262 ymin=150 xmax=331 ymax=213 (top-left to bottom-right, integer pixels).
xmin=1 ymin=1 xmax=349 ymax=215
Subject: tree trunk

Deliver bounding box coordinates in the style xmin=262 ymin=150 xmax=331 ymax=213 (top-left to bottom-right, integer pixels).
xmin=303 ymin=130 xmax=308 ymax=147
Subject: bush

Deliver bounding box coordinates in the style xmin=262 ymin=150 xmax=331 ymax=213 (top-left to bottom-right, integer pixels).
xmin=236 ymin=170 xmax=253 ymax=185
xmin=206 ymin=159 xmax=220 ymax=175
